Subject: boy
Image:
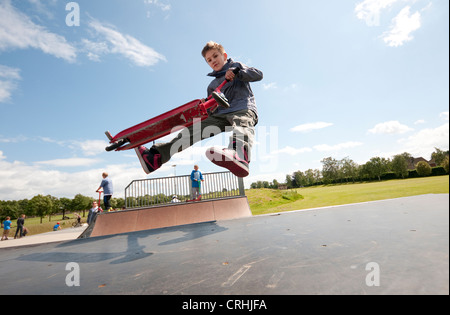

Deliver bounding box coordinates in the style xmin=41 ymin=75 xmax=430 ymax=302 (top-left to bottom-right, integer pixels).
xmin=190 ymin=165 xmax=204 ymax=200
xmin=96 ymin=172 xmax=113 ymax=211
xmin=135 ymin=41 xmax=263 ymax=177
xmin=1 ymin=216 xmax=12 ymax=241
xmin=87 ymin=201 xmax=99 ymax=225
xmin=53 ymin=222 xmax=61 ymax=231
xmin=14 ymin=214 xmax=25 ymax=239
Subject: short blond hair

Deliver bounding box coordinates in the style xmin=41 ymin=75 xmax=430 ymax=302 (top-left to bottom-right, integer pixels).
xmin=201 ymin=41 xmax=225 ymax=58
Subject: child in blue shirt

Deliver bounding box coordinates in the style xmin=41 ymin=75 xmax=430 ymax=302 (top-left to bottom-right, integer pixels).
xmin=1 ymin=217 xmax=12 ymax=241
xmin=190 ymin=165 xmax=204 ymax=200
xmin=53 ymin=222 xmax=61 ymax=231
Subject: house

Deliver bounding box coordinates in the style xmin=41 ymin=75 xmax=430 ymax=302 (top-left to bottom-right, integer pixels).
xmin=407 ymin=157 xmax=436 ymax=170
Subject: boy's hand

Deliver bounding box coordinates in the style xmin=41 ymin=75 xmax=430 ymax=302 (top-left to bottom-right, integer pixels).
xmin=225 ymin=69 xmax=236 ymax=82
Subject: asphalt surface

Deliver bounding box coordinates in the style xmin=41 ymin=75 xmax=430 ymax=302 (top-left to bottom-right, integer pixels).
xmin=0 ymin=194 xmax=448 ymax=295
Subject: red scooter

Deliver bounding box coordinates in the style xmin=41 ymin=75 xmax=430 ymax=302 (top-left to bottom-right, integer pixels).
xmin=105 ymin=68 xmax=240 ymax=152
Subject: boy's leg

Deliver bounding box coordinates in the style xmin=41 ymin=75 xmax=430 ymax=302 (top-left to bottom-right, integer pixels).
xmin=206 ymin=110 xmax=257 ymax=177
xmin=104 ymin=195 xmax=112 ymax=210
xmin=191 ymin=187 xmax=199 ymax=200
xmin=136 ymin=116 xmax=228 ymax=174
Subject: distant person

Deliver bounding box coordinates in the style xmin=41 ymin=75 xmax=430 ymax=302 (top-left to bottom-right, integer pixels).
xmin=1 ymin=216 xmax=12 ymax=241
xmin=96 ymin=172 xmax=113 ymax=211
xmin=190 ymin=165 xmax=204 ymax=200
xmin=53 ymin=222 xmax=61 ymax=231
xmin=87 ymin=201 xmax=100 ymax=225
xmin=171 ymin=195 xmax=181 ymax=203
xmin=14 ymin=214 xmax=25 ymax=239
xmin=75 ymin=213 xmax=81 ymax=225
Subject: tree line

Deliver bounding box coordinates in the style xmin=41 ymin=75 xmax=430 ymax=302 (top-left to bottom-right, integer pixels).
xmin=251 ymin=148 xmax=449 ymax=189
xmin=0 ymin=194 xmax=125 ymax=223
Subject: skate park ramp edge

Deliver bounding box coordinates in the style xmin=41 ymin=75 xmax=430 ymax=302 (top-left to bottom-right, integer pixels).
xmin=82 ymin=196 xmax=251 ymax=238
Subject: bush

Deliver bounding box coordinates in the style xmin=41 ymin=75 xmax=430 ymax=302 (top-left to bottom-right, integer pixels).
xmin=431 ymin=166 xmax=447 ymax=176
xmin=281 ymin=190 xmax=303 ymax=202
xmin=416 ymin=161 xmax=432 ymax=177
xmin=442 ymin=156 xmax=449 ymax=174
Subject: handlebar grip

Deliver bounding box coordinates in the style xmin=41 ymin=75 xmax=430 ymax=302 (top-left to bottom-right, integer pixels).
xmin=226 ymin=67 xmax=240 ymax=82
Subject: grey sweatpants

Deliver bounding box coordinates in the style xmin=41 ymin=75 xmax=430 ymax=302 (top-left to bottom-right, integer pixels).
xmin=154 ymin=109 xmax=257 ymax=165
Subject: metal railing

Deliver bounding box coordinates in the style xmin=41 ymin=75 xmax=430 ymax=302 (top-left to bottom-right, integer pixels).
xmin=124 ymin=171 xmax=245 ymax=209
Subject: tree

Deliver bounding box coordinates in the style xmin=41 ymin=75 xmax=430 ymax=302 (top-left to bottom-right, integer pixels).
xmin=362 ymin=157 xmax=390 ymax=181
xmin=416 ymin=161 xmax=432 ymax=177
xmin=72 ymin=194 xmax=93 ymax=217
xmin=391 ymin=153 xmax=409 ymax=179
xmin=304 ymin=169 xmax=317 ymax=186
xmin=443 ymin=156 xmax=449 ymax=174
xmin=431 ymin=147 xmax=449 ymax=166
xmin=47 ymin=195 xmax=61 ymax=222
xmin=60 ymin=197 xmax=73 ymax=219
xmin=0 ymin=200 xmax=20 ymax=220
xmin=321 ymin=157 xmax=340 ymax=184
xmin=293 ymin=171 xmax=306 ymax=187
xmin=341 ymin=157 xmax=359 ymax=183
xmin=28 ymin=195 xmax=53 ymax=224
xmin=271 ymin=179 xmax=279 ymax=189
xmin=285 ymin=175 xmax=293 ymax=189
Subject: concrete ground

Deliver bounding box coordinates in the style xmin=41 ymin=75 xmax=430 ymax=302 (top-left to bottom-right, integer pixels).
xmin=0 ymin=224 xmax=88 ymax=249
xmin=0 ymin=194 xmax=448 ymax=295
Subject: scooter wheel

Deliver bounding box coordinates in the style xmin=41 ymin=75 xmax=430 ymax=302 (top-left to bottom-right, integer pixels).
xmin=212 ymin=91 xmax=230 ymax=108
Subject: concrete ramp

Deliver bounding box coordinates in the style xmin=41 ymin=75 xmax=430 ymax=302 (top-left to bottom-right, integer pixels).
xmin=86 ymin=197 xmax=251 ymax=238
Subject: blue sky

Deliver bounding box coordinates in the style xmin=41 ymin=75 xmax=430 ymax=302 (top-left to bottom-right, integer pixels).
xmin=0 ymin=0 xmax=448 ymax=200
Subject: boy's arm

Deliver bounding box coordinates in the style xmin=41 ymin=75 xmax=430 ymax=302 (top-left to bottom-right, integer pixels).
xmin=231 ymin=62 xmax=263 ymax=83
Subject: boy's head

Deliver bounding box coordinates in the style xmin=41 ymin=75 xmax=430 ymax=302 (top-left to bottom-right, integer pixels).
xmin=202 ymin=41 xmax=227 ymax=72
xmin=194 ymin=165 xmax=199 ymax=170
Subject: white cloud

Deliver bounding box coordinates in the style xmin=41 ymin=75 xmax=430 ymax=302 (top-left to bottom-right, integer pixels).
xmin=0 ymin=64 xmax=21 ymax=103
xmin=291 ymin=122 xmax=333 ymax=133
xmin=35 ymin=157 xmax=102 ymax=168
xmin=368 ymin=120 xmax=413 ymax=134
xmin=262 ymin=82 xmax=278 ymax=90
xmin=81 ymin=39 xmax=109 ymax=62
xmin=381 ymin=6 xmax=421 ymax=47
xmin=86 ymin=19 xmax=167 ymax=67
xmin=355 ymin=0 xmax=399 ymax=26
xmin=0 ymin=0 xmax=76 ymax=62
xmin=36 ymin=137 xmax=109 ymax=157
xmin=398 ymin=123 xmax=449 ymax=157
xmin=144 ymin=0 xmax=171 ymax=11
xmin=273 ymin=146 xmax=313 ymax=156
xmin=313 ymin=141 xmax=363 ymax=152
xmin=0 ymin=150 xmax=146 ymax=200
xmin=74 ymin=139 xmax=110 ymax=157
xmin=440 ymin=111 xmax=449 ymax=121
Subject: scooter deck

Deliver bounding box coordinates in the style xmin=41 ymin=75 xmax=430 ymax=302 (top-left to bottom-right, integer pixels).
xmin=107 ymin=99 xmax=211 ymax=151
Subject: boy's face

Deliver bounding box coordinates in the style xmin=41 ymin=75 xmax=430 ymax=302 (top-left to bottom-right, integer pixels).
xmin=204 ymin=49 xmax=227 ymax=72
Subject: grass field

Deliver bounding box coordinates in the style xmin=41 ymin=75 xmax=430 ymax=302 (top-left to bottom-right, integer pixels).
xmin=246 ymin=175 xmax=449 ymax=215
